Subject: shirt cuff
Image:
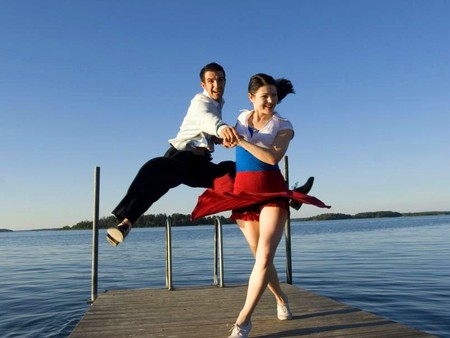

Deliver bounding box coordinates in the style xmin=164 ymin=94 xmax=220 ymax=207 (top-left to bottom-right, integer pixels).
xmin=216 ymin=124 xmax=228 ymax=138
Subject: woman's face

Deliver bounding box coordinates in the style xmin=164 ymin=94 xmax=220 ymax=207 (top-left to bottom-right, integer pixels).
xmin=249 ymin=84 xmax=278 ymax=115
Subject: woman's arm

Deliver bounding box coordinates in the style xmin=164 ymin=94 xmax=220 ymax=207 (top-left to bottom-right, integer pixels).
xmin=237 ymin=129 xmax=293 ymax=165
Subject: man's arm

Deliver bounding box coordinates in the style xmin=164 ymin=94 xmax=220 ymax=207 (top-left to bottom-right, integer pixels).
xmin=190 ymin=94 xmax=239 ymax=145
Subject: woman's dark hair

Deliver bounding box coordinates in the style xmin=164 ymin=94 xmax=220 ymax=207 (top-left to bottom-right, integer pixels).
xmin=248 ymin=73 xmax=295 ymax=103
xmin=200 ymin=62 xmax=226 ymax=82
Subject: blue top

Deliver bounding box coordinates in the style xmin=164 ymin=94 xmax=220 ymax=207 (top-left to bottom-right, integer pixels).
xmin=236 ymin=146 xmax=279 ymax=172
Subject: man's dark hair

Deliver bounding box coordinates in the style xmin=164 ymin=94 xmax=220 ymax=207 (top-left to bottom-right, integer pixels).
xmin=200 ymin=62 xmax=226 ymax=82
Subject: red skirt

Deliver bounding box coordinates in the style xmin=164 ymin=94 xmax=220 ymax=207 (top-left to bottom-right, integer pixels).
xmin=191 ymin=171 xmax=330 ymax=221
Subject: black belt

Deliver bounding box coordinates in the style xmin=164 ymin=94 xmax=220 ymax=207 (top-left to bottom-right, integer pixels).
xmin=165 ymin=145 xmax=211 ymax=158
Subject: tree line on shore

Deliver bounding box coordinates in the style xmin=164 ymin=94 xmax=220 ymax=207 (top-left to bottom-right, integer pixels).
xmin=61 ymin=213 xmax=235 ymax=230
xmin=60 ymin=210 xmax=450 ymax=230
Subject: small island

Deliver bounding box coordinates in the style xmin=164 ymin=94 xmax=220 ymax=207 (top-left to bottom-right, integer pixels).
xmin=294 ymin=210 xmax=450 ymax=221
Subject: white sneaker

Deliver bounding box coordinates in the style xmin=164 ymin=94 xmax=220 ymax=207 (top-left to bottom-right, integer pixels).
xmin=277 ymin=303 xmax=292 ymax=320
xmin=228 ymin=321 xmax=252 ymax=338
xmin=106 ymin=223 xmax=130 ymax=247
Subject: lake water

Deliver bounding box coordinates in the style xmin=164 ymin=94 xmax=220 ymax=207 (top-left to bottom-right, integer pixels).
xmin=1 ymin=215 xmax=449 ymax=337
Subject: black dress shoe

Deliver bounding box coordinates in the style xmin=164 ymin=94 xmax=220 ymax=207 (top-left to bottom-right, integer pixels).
xmin=290 ymin=176 xmax=314 ymax=210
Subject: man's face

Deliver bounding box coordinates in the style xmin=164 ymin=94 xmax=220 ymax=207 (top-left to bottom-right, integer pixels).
xmin=201 ymin=70 xmax=226 ymax=101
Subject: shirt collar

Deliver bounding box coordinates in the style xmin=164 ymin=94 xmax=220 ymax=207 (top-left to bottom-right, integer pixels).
xmin=203 ymin=89 xmax=224 ymax=109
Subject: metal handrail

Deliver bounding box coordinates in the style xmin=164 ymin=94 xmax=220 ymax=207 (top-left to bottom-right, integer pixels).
xmin=90 ymin=167 xmax=100 ymax=303
xmin=164 ymin=215 xmax=224 ymax=290
xmin=283 ymin=156 xmax=293 ymax=284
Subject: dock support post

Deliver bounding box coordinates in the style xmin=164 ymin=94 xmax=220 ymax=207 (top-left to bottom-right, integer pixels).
xmin=165 ymin=216 xmax=173 ymax=290
xmin=283 ymin=156 xmax=293 ymax=284
xmin=90 ymin=166 xmax=100 ymax=302
xmin=214 ymin=217 xmax=224 ymax=287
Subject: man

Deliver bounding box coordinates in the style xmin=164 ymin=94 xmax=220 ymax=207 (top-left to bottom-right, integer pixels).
xmin=107 ymin=62 xmax=240 ymax=246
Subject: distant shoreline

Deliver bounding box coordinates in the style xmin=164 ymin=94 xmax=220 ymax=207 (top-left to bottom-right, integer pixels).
xmin=292 ymin=210 xmax=450 ymax=222
xmin=2 ymin=211 xmax=449 ymax=232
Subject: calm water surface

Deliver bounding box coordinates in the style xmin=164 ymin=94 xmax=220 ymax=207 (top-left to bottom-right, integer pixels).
xmin=0 ymin=215 xmax=449 ymax=337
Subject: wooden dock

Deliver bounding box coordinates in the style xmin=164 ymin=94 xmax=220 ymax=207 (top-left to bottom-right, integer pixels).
xmin=70 ymin=283 xmax=435 ymax=337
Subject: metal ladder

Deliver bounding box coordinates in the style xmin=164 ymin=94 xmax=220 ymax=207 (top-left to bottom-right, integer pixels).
xmin=164 ymin=215 xmax=224 ymax=291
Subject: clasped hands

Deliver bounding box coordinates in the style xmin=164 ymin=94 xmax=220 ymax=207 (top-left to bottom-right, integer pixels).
xmin=220 ymin=126 xmax=242 ymax=148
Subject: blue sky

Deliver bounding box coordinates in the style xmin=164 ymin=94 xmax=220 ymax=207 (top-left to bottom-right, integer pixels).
xmin=1 ymin=1 xmax=449 ymax=230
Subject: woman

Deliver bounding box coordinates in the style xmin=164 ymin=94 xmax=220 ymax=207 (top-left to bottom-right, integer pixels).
xmin=192 ymin=73 xmax=330 ymax=337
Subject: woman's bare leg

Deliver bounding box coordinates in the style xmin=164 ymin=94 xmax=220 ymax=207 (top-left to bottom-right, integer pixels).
xmin=234 ymin=206 xmax=288 ymax=325
xmin=237 ymin=218 xmax=288 ymax=306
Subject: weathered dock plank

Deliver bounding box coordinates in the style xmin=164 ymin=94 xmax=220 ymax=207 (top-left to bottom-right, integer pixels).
xmin=70 ymin=284 xmax=435 ymax=337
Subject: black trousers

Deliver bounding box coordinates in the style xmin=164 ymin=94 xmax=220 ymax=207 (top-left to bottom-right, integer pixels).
xmin=112 ymin=146 xmax=235 ymax=224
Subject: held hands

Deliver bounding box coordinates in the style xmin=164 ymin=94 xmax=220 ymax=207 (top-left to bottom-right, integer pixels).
xmin=220 ymin=126 xmax=241 ymax=148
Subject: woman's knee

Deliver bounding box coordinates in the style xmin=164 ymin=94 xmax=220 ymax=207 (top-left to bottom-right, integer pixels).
xmin=255 ymin=246 xmax=276 ymax=267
